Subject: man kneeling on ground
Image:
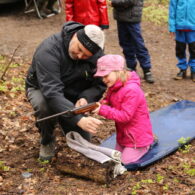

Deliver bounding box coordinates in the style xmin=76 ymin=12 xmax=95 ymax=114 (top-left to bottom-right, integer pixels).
xmin=25 ymin=21 xmax=106 ymax=161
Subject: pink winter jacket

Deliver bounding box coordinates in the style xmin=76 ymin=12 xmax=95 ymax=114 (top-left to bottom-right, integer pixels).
xmin=99 ymin=71 xmax=154 ymax=148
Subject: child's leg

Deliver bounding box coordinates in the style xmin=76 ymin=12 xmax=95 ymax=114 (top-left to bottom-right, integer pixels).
xmin=124 ymin=22 xmax=154 ymax=83
xmin=129 ymin=22 xmax=152 ymax=71
xmin=188 ymin=32 xmax=195 ymax=80
xmin=176 ymin=41 xmax=187 ymax=70
xmin=189 ymin=42 xmax=195 ymax=71
xmin=175 ymin=31 xmax=188 ymax=70
xmin=116 ymin=21 xmax=137 ymax=70
xmin=174 ymin=31 xmax=188 ymax=79
xmin=189 ymin=42 xmax=195 ymax=82
xmin=121 ymin=146 xmax=150 ymax=165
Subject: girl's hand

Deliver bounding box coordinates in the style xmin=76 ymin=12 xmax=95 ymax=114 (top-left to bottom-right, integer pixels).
xmin=92 ymin=102 xmax=101 ymax=114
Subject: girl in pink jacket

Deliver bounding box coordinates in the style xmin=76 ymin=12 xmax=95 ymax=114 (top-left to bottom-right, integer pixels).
xmin=94 ymin=54 xmax=154 ymax=164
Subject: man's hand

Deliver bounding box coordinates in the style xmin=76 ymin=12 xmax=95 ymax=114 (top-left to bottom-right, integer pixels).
xmin=75 ymin=98 xmax=88 ymax=107
xmin=77 ymin=116 xmax=103 ymax=134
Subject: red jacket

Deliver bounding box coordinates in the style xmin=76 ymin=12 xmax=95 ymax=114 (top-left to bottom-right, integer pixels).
xmin=99 ymin=72 xmax=154 ymax=148
xmin=65 ymin=0 xmax=109 ymax=29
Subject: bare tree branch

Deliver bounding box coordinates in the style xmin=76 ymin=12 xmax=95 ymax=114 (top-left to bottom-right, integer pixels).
xmin=0 ymin=45 xmax=20 ymax=81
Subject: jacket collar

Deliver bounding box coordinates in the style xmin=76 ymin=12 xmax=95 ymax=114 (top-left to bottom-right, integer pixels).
xmin=109 ymin=80 xmax=124 ymax=92
xmin=108 ymin=71 xmax=140 ymax=91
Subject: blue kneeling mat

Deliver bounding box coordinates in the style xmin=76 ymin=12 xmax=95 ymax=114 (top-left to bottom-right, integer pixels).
xmin=100 ymin=100 xmax=195 ymax=170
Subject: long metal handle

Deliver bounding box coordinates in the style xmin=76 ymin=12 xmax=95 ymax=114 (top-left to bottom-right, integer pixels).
xmin=37 ymin=109 xmax=71 ymax=123
xmin=36 ymin=102 xmax=98 ymax=123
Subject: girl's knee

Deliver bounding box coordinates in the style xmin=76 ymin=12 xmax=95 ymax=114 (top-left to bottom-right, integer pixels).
xmin=121 ymin=146 xmax=149 ymax=164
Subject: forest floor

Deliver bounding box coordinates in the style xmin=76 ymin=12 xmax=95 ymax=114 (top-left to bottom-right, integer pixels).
xmin=0 ymin=2 xmax=194 ymax=195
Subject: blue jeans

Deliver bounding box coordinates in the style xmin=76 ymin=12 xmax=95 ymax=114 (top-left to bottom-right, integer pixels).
xmin=117 ymin=21 xmax=152 ymax=71
xmin=175 ymin=31 xmax=195 ymax=72
xmin=26 ymin=88 xmax=90 ymax=145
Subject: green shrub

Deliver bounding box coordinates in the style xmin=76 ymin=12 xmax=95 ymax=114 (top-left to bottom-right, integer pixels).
xmin=143 ymin=0 xmax=169 ymax=25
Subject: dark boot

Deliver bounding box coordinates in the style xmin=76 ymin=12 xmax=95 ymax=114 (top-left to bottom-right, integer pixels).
xmin=144 ymin=71 xmax=155 ymax=83
xmin=191 ymin=72 xmax=195 ymax=82
xmin=174 ymin=69 xmax=186 ymax=80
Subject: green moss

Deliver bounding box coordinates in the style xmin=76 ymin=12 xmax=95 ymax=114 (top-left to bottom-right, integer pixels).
xmin=143 ymin=0 xmax=169 ymax=25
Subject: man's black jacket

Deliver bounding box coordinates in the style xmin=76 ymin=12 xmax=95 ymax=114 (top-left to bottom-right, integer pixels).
xmin=26 ymin=21 xmax=106 ymax=124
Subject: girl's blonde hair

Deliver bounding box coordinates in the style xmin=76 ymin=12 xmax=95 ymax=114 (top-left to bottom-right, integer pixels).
xmin=114 ymin=69 xmax=129 ymax=85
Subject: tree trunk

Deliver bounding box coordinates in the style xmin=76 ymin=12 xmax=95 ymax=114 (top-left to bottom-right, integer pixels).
xmin=55 ymin=146 xmax=116 ymax=184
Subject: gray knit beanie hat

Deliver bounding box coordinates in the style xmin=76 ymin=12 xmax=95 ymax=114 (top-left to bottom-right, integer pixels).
xmin=84 ymin=25 xmax=105 ymax=50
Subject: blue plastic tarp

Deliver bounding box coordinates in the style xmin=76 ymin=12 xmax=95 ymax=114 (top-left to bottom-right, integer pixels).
xmin=100 ymin=100 xmax=195 ymax=170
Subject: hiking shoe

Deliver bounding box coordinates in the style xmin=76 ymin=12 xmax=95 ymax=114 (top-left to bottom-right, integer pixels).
xmin=191 ymin=72 xmax=195 ymax=82
xmin=174 ymin=70 xmax=186 ymax=80
xmin=144 ymin=71 xmax=155 ymax=83
xmin=39 ymin=141 xmax=55 ymax=161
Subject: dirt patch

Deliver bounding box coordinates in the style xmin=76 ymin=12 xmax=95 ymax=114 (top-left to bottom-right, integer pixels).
xmin=0 ymin=2 xmax=194 ymax=195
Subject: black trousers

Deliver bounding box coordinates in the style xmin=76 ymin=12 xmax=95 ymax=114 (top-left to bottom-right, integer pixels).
xmin=176 ymin=41 xmax=195 ymax=71
xmin=117 ymin=21 xmax=152 ymax=72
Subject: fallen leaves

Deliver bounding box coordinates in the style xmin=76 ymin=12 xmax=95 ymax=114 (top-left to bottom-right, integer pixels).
xmin=0 ymin=50 xmax=194 ymax=194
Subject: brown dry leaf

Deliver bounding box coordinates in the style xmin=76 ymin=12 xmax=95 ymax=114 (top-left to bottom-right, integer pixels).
xmin=20 ymin=115 xmax=30 ymax=121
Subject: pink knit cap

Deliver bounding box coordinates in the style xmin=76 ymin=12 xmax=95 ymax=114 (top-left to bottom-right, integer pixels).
xmin=94 ymin=54 xmax=125 ymax=77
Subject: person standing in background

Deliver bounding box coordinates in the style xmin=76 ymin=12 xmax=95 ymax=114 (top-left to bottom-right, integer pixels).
xmin=169 ymin=0 xmax=195 ymax=82
xmin=108 ymin=0 xmax=155 ymax=83
xmin=65 ymin=0 xmax=109 ymax=30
